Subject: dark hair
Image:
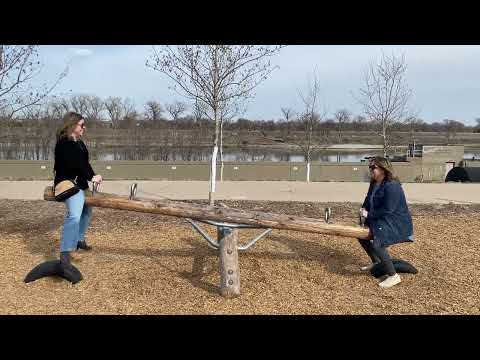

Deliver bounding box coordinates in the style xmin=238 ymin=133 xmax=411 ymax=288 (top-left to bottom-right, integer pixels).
xmin=56 ymin=112 xmax=84 ymax=141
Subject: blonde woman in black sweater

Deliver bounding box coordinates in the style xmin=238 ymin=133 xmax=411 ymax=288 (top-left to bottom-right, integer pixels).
xmin=54 ymin=112 xmax=102 ymax=270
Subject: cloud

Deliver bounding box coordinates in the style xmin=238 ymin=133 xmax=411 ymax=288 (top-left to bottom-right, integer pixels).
xmin=68 ymin=48 xmax=93 ymax=57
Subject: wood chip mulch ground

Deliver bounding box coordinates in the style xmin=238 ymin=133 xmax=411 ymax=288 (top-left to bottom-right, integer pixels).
xmin=0 ymin=199 xmax=479 ymax=314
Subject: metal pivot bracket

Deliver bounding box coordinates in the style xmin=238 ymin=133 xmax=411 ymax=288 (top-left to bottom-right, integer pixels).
xmin=186 ymin=218 xmax=272 ymax=251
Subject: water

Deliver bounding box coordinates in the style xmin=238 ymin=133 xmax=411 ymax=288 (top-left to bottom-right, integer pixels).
xmin=1 ymin=144 xmax=478 ymax=162
xmin=0 ymin=145 xmax=382 ymax=162
xmin=465 ymin=152 xmax=480 ymax=160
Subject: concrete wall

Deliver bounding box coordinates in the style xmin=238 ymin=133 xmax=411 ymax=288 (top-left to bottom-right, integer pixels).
xmin=415 ymin=145 xmax=463 ymax=182
xmin=0 ymin=160 xmax=441 ymax=183
xmin=422 ymin=145 xmax=464 ymax=165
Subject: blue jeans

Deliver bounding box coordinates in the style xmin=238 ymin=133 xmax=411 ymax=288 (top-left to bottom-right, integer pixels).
xmin=60 ymin=190 xmax=93 ymax=252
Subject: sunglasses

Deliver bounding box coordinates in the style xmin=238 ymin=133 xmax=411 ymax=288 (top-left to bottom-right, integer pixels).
xmin=78 ymin=123 xmax=86 ymax=129
xmin=369 ymin=165 xmax=378 ymax=170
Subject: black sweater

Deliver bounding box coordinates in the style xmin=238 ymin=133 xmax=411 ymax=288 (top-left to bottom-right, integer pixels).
xmin=54 ymin=138 xmax=96 ymax=190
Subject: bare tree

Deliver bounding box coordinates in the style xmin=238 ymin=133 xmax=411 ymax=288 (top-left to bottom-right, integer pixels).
xmin=0 ymin=45 xmax=67 ymax=119
xmin=104 ymin=97 xmax=124 ymax=129
xmin=334 ymin=109 xmax=351 ymax=144
xmin=192 ymin=98 xmax=206 ymax=123
xmin=59 ymin=97 xmax=71 ymax=113
xmin=165 ymin=100 xmax=186 ymax=121
xmin=123 ymin=98 xmax=136 ymax=118
xmin=144 ymin=100 xmax=164 ymax=123
xmin=351 ymin=115 xmax=367 ymax=131
xmin=147 ymin=45 xmax=283 ymax=205
xmin=83 ymin=95 xmax=105 ymax=124
xmin=281 ymin=107 xmax=295 ymax=122
xmin=290 ymin=69 xmax=325 ymax=183
xmin=165 ymin=100 xmax=187 ymax=145
xmin=443 ymin=119 xmax=464 ymax=144
xmin=70 ymin=94 xmax=90 ymax=115
xmin=59 ymin=95 xmax=105 ymax=124
xmin=164 ymin=101 xmax=186 ymax=149
xmin=355 ymin=51 xmax=413 ymax=157
xmin=279 ymin=107 xmax=296 ymax=141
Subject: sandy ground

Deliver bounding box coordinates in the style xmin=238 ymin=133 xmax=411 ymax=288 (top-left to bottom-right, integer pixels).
xmin=1 ymin=180 xmax=479 ymax=204
xmin=0 ymin=198 xmax=479 ymax=315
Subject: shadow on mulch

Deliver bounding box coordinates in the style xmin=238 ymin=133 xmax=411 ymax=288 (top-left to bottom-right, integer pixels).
xmin=0 ymin=215 xmax=61 ymax=261
xmin=95 ymin=238 xmax=220 ymax=295
xmin=94 ymin=232 xmax=368 ymax=295
xmin=256 ymin=234 xmax=364 ymax=277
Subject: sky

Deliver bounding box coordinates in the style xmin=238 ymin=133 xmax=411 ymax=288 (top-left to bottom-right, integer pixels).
xmin=33 ymin=45 xmax=480 ymax=126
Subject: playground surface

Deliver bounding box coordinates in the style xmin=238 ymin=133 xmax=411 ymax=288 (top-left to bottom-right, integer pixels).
xmin=1 ymin=198 xmax=479 ymax=314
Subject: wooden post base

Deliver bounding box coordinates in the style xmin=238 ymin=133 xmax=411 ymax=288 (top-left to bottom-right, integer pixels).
xmin=218 ymin=227 xmax=240 ymax=298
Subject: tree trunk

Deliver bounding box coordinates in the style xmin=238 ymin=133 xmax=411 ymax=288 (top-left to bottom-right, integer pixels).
xmin=209 ymin=145 xmax=218 ymax=206
xmin=44 ymin=186 xmax=370 ymax=239
xmin=220 ymin=118 xmax=224 ymax=182
xmin=383 ymin=134 xmax=387 ymax=158
xmin=306 ymin=160 xmax=311 ymax=183
xmin=209 ymin=46 xmax=220 ymax=206
xmin=307 ymin=153 xmax=311 ymax=184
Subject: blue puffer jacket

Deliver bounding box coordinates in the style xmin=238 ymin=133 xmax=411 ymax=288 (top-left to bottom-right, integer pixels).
xmin=362 ymin=180 xmax=414 ymax=247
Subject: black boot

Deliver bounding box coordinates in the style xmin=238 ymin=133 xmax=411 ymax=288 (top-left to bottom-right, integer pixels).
xmin=60 ymin=251 xmax=72 ymax=265
xmin=60 ymin=251 xmax=79 ymax=281
xmin=77 ymin=241 xmax=92 ymax=251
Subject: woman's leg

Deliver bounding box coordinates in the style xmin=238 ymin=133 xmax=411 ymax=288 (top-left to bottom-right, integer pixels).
xmin=60 ymin=190 xmax=85 ymax=253
xmin=371 ymin=243 xmax=396 ymax=276
xmin=78 ymin=203 xmax=93 ymax=243
xmin=357 ymin=228 xmax=380 ymax=265
xmin=358 ymin=239 xmax=381 ymax=264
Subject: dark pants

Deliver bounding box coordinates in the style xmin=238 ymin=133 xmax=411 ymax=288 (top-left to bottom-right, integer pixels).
xmin=358 ymin=239 xmax=396 ymax=276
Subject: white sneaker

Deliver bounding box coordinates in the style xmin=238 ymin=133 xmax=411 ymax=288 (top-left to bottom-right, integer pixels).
xmin=360 ymin=263 xmax=378 ymax=271
xmin=379 ymin=274 xmax=401 ymax=288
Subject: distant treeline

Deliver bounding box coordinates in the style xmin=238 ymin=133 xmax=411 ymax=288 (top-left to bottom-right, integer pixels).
xmin=1 ymin=94 xmax=480 ymax=162
xmin=0 ymin=94 xmax=479 ymax=134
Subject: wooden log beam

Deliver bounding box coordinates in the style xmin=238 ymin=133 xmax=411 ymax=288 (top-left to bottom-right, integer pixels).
xmin=44 ymin=186 xmax=369 ymax=239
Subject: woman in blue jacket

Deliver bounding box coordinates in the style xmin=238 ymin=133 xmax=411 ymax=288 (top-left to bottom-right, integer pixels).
xmin=358 ymin=156 xmax=413 ymax=288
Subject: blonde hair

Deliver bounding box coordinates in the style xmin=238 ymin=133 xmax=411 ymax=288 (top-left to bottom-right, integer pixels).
xmin=56 ymin=112 xmax=84 ymax=141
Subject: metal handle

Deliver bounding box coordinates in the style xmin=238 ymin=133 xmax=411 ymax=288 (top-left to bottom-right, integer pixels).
xmin=324 ymin=207 xmax=331 ymax=223
xmin=359 ymin=214 xmax=366 ymax=227
xmin=129 ymin=183 xmax=138 ymax=200
xmin=92 ymin=182 xmax=99 ymax=195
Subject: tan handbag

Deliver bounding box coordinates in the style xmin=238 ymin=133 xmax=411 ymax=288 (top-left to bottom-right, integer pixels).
xmin=54 ymin=176 xmax=80 ymax=202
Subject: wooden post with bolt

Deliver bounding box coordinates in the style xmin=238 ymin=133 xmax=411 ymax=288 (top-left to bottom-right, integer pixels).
xmin=218 ymin=227 xmax=240 ymax=298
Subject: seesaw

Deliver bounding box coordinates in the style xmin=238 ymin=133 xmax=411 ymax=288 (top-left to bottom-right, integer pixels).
xmin=24 ymin=183 xmax=416 ymax=297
